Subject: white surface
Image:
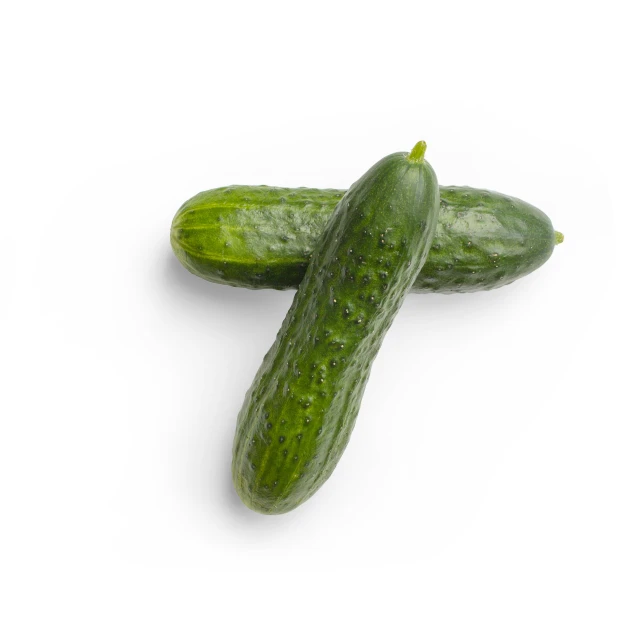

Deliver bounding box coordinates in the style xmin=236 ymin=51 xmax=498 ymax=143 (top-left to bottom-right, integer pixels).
xmin=2 ymin=1 xmax=639 ymax=638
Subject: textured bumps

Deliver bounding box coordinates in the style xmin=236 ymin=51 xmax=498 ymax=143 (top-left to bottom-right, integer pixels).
xmin=231 ymin=147 xmax=440 ymax=514
xmin=171 ymin=185 xmax=560 ymax=294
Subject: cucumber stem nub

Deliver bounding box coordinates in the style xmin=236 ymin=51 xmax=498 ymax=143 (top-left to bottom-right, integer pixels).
xmin=555 ymin=231 xmax=565 ymax=245
xmin=407 ymin=140 xmax=427 ymax=163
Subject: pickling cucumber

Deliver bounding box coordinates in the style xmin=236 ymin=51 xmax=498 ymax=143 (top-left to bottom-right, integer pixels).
xmin=232 ymin=142 xmax=439 ymax=514
xmin=171 ymin=184 xmax=562 ymax=294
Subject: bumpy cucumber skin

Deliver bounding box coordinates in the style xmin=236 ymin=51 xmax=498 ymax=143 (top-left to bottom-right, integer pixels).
xmin=171 ymin=185 xmax=558 ymax=294
xmin=171 ymin=186 xmax=342 ymax=290
xmin=421 ymin=187 xmax=556 ymax=292
xmin=232 ymin=150 xmax=439 ymax=514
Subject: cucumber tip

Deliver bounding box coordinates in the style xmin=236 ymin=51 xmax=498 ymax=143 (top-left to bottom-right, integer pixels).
xmin=407 ymin=140 xmax=427 ymax=163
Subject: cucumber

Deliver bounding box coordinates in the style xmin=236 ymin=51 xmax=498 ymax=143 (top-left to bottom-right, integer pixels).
xmin=171 ymin=184 xmax=562 ymax=294
xmin=232 ymin=142 xmax=439 ymax=514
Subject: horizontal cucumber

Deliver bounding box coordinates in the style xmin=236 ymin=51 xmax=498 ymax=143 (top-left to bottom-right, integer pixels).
xmin=171 ymin=184 xmax=562 ymax=294
xmin=232 ymin=141 xmax=440 ymax=514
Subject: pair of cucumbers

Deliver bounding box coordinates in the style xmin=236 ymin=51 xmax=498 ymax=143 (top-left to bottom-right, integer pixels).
xmin=171 ymin=142 xmax=562 ymax=514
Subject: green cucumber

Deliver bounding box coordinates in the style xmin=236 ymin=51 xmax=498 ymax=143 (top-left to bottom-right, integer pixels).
xmin=232 ymin=142 xmax=439 ymax=514
xmin=171 ymin=184 xmax=562 ymax=294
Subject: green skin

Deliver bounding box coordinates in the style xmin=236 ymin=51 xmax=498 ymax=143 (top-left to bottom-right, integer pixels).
xmin=171 ymin=184 xmax=562 ymax=294
xmin=232 ymin=142 xmax=440 ymax=514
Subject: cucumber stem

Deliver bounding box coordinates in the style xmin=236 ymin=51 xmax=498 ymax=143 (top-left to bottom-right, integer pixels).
xmin=555 ymin=231 xmax=564 ymax=245
xmin=407 ymin=140 xmax=427 ymax=163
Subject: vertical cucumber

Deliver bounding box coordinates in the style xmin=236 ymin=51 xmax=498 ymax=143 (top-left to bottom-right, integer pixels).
xmin=232 ymin=142 xmax=440 ymax=514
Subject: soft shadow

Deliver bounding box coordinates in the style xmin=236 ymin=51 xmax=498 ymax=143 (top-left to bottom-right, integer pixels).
xmin=163 ymin=247 xmax=294 ymax=524
xmin=163 ymin=248 xmax=294 ymax=316
xmin=398 ymin=274 xmax=540 ymax=327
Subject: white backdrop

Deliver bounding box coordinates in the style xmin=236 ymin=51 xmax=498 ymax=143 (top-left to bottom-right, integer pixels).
xmin=2 ymin=1 xmax=638 ymax=638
